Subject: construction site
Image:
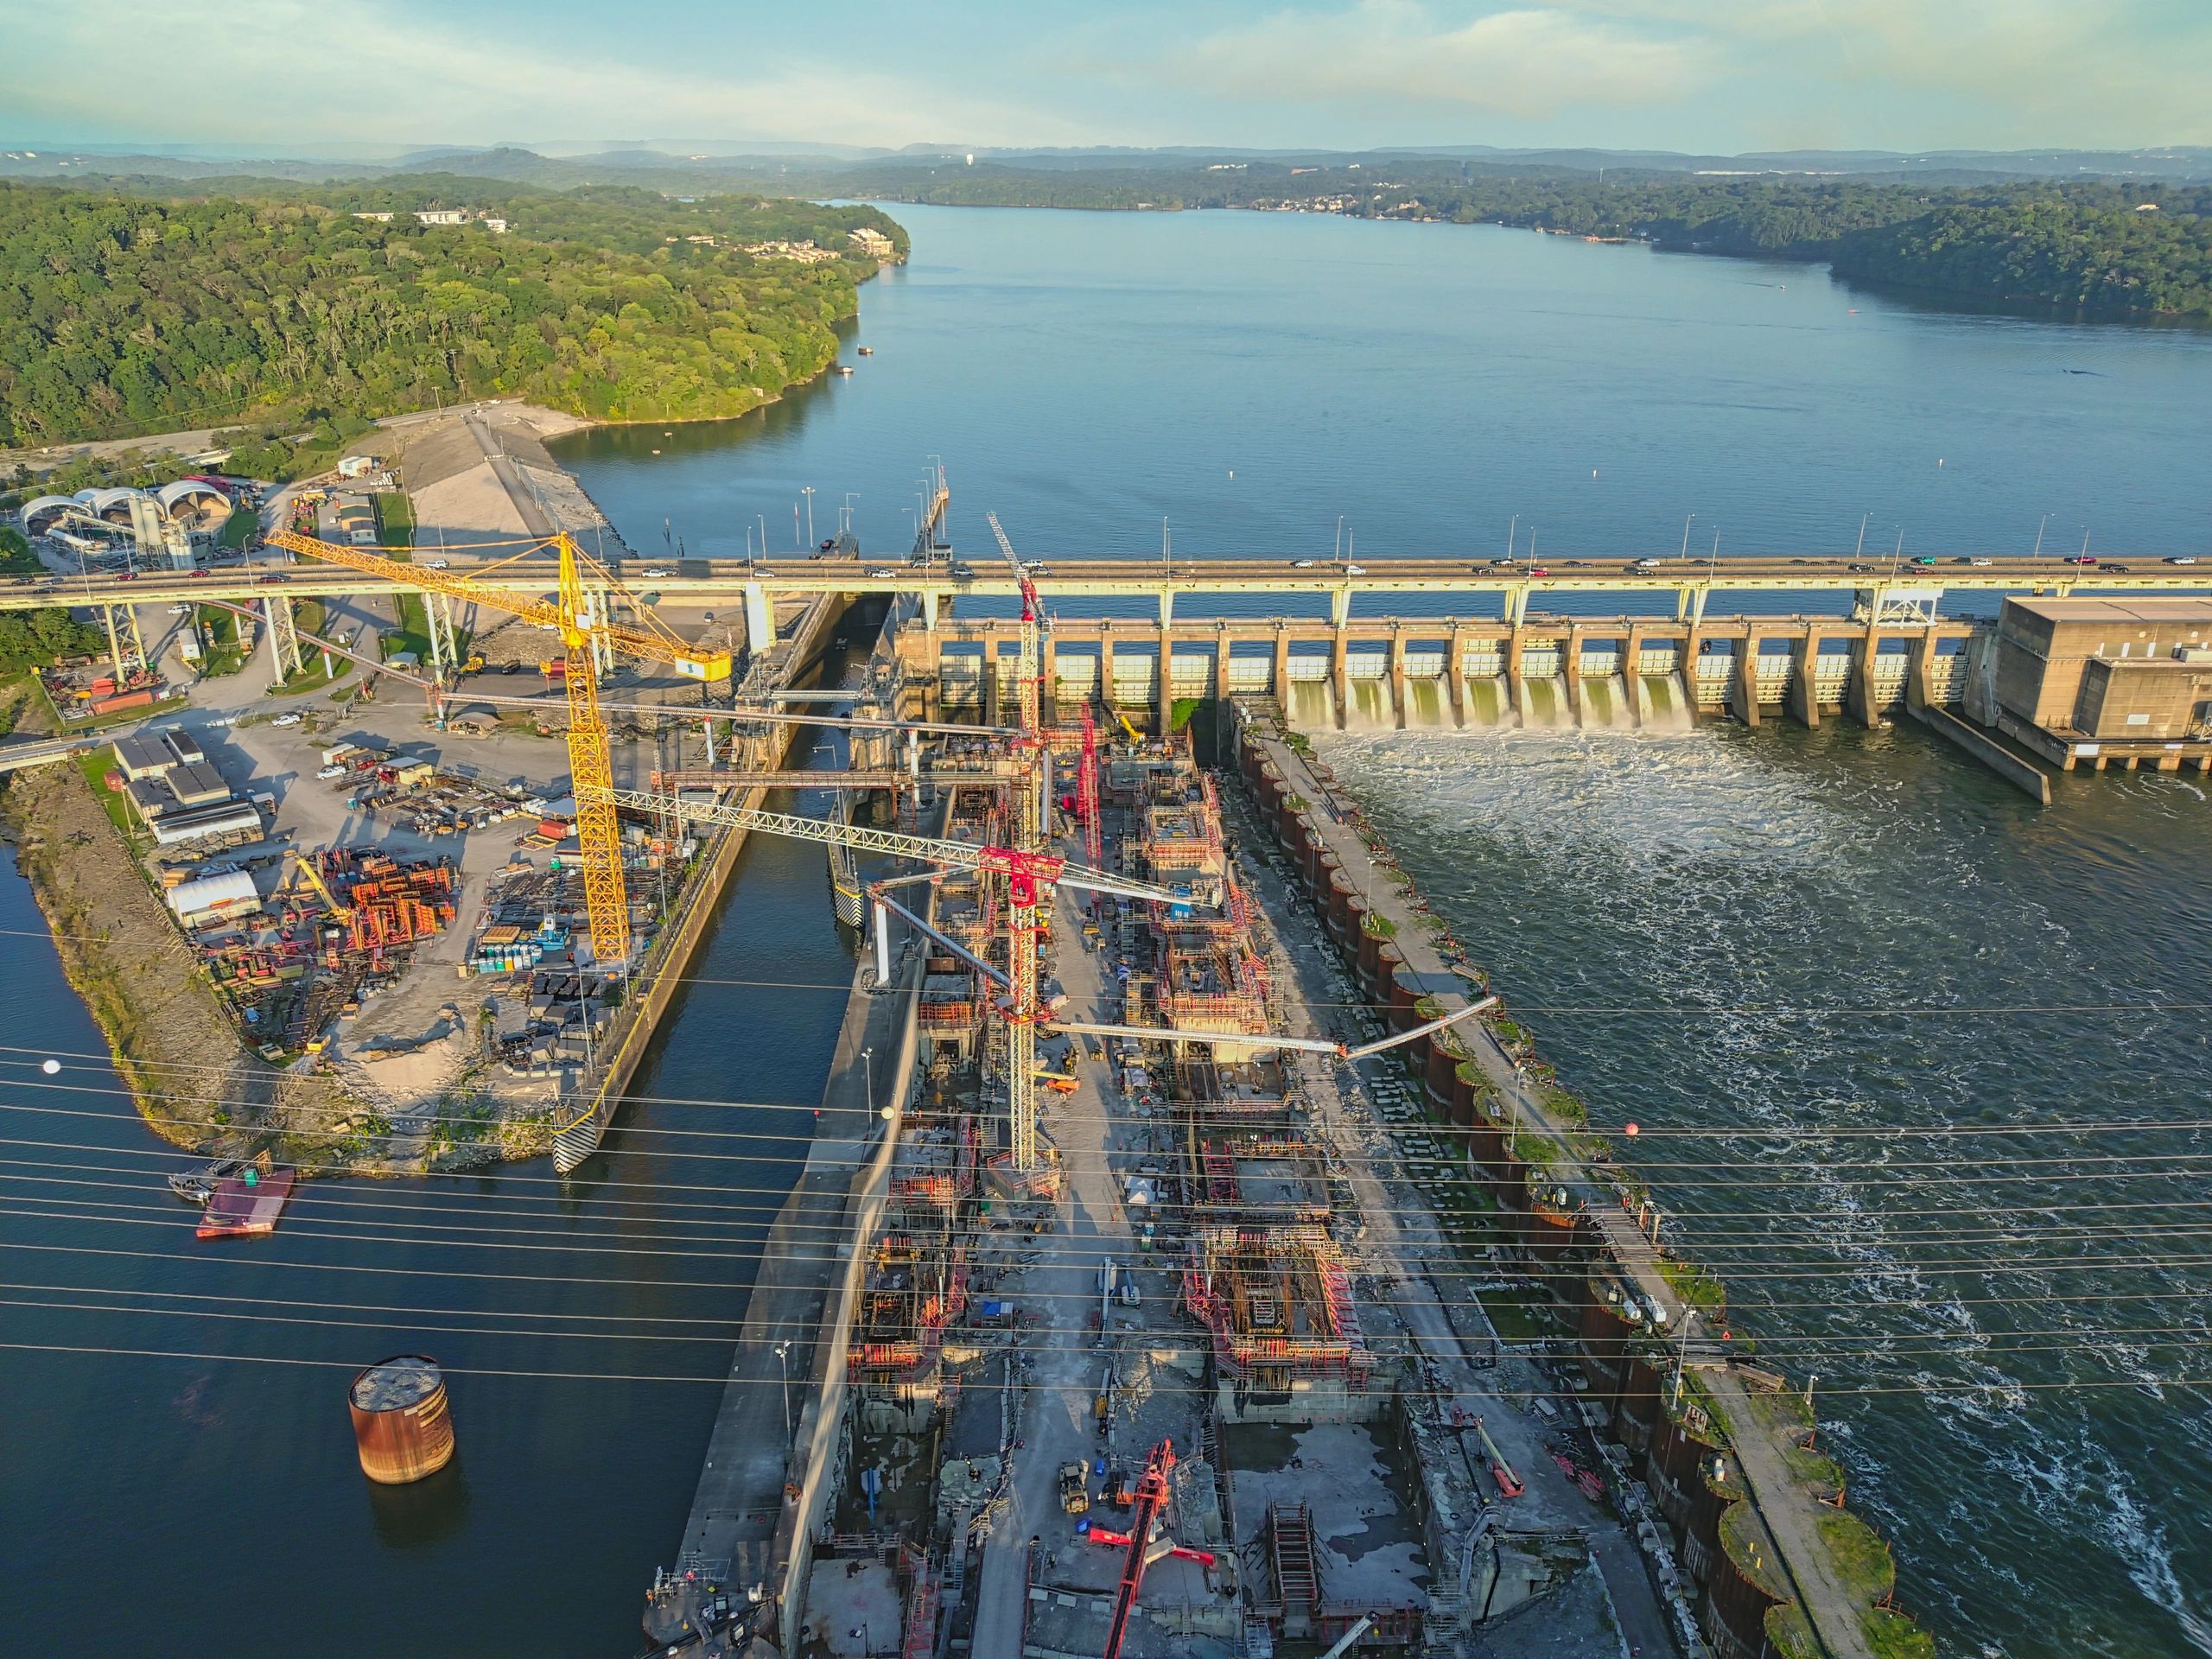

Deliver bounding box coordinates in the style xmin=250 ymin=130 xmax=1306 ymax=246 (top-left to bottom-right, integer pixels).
xmin=628 ymin=519 xmax=1680 ymax=1659
xmin=6 ymin=451 xmax=1921 ymax=1656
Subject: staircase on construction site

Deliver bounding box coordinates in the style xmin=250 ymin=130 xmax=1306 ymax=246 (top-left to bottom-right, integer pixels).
xmin=1268 ymin=1503 xmax=1323 ymax=1640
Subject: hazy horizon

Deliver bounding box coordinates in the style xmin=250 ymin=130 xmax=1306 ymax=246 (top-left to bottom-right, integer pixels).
xmin=1 ymin=1 xmax=2204 ymax=158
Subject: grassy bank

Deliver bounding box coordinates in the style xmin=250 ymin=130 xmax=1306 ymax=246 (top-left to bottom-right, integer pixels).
xmin=0 ymin=761 xmax=265 ymax=1151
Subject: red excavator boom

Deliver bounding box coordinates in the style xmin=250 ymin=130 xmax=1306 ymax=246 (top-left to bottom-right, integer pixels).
xmin=1102 ymin=1439 xmax=1176 ymax=1659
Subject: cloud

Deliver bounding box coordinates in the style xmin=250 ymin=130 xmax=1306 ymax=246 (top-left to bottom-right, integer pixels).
xmin=1529 ymin=0 xmax=2212 ymax=144
xmin=0 ymin=0 xmax=1083 ymax=149
xmin=1153 ymin=1 xmax=1714 ymax=120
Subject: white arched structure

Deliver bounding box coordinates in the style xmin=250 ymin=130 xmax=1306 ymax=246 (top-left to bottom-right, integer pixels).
xmin=19 ymin=480 xmax=232 ymax=536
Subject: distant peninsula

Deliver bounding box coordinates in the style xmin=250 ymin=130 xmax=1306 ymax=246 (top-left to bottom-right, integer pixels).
xmin=0 ymin=177 xmax=906 ymax=450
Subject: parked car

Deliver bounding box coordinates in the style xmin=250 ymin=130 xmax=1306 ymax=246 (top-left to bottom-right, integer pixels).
xmin=1342 ymin=563 xmax=1366 ymax=576
xmin=423 ymin=557 xmax=450 ymax=570
xmin=270 ymin=712 xmax=302 ymax=728
xmin=1292 ymin=558 xmax=1316 ymax=569
xmin=316 ymin=764 xmax=346 ymax=779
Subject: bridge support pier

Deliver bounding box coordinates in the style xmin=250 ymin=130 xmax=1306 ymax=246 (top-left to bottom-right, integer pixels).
xmin=1156 ymin=630 xmax=1173 ymax=737
xmin=1447 ymin=627 xmax=1470 ymax=726
xmin=1389 ymin=627 xmax=1409 ymax=730
xmin=1905 ymin=634 xmax=1937 ymax=715
xmin=1848 ymin=629 xmax=1885 ymax=728
xmin=920 ymin=588 xmax=939 ymax=632
xmin=101 ymin=606 xmax=129 ymax=682
xmin=1682 ymin=627 xmax=1707 ymax=723
xmin=1624 ymin=625 xmax=1648 ymax=730
xmin=1789 ymin=633 xmax=1823 ymax=728
xmin=1505 ymin=630 xmax=1526 ymax=723
xmin=1329 ymin=622 xmax=1350 ymax=731
xmin=1562 ymin=626 xmax=1584 ymax=727
xmin=982 ymin=642 xmax=1003 ymax=728
xmin=1098 ymin=627 xmax=1117 ymax=725
xmin=426 ymin=590 xmax=460 ymax=682
xmin=744 ymin=582 xmax=774 ymax=654
xmin=1271 ymin=628 xmax=1291 ymax=707
xmin=1736 ymin=635 xmax=1764 ymax=728
xmin=1041 ymin=632 xmax=1060 ymax=725
xmin=266 ymin=594 xmax=303 ymax=680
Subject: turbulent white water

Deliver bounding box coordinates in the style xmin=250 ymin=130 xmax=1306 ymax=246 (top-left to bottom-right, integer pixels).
xmin=1315 ymin=720 xmax=2212 ymax=1658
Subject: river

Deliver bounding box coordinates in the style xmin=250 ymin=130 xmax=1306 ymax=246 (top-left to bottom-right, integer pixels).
xmin=4 ymin=201 xmax=2209 ymax=1656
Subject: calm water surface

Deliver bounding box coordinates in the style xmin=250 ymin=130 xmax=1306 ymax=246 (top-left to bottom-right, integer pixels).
xmin=4 ymin=203 xmax=2208 ymax=1656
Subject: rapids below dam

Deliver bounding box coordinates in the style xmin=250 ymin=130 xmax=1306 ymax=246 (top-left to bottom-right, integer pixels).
xmin=1312 ymin=717 xmax=2212 ymax=1657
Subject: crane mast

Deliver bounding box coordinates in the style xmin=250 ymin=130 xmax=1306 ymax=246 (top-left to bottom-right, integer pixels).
xmin=985 ymin=512 xmax=1053 ymax=1171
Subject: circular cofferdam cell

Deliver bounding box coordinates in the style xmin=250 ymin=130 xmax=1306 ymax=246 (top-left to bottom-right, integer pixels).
xmin=349 ymin=1354 xmax=457 ymax=1484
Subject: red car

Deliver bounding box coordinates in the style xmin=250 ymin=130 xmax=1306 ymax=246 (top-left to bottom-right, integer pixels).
xmin=1529 ymin=566 xmax=1550 ymax=578
xmin=114 ymin=570 xmax=137 ymax=582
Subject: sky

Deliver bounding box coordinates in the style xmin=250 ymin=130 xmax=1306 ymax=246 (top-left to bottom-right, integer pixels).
xmin=3 ymin=0 xmax=2207 ymax=157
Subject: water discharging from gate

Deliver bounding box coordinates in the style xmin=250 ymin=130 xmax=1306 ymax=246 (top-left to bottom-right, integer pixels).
xmin=1639 ymin=674 xmax=1694 ymax=732
xmin=1287 ymin=679 xmax=1335 ymax=729
xmin=1404 ymin=680 xmax=1452 ymax=728
xmin=1463 ymin=676 xmax=1515 ymax=730
xmin=1344 ymin=679 xmax=1395 ymax=730
xmin=1520 ymin=677 xmax=1571 ymax=729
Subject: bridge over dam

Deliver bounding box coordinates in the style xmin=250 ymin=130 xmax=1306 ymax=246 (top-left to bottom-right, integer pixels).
xmin=11 ymin=544 xmax=2207 ymax=793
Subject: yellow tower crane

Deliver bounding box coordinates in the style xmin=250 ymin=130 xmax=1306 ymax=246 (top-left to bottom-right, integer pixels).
xmin=267 ymin=529 xmax=730 ymax=965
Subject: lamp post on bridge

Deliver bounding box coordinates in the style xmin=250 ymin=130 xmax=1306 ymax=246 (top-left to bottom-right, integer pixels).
xmin=772 ymin=1338 xmax=792 ymax=1446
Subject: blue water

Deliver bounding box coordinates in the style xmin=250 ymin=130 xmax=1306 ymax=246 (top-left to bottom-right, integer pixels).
xmin=558 ymin=202 xmax=2212 ymax=627
xmin=4 ymin=200 xmax=2209 ymax=1657
xmin=553 ymin=204 xmax=2212 ymax=1658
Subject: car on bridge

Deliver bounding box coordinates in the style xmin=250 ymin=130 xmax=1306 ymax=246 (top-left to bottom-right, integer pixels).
xmin=1292 ymin=558 xmax=1316 ymax=569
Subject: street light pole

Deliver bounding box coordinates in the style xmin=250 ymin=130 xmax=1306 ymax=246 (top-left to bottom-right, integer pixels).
xmin=861 ymin=1046 xmax=874 ymax=1118
xmin=801 ymin=486 xmax=815 ymax=548
xmin=772 ymin=1339 xmax=791 ymax=1445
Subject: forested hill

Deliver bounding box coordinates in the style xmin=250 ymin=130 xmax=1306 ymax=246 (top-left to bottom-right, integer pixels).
xmin=819 ymin=162 xmax=2212 ymax=320
xmin=0 ymin=179 xmax=907 ymax=447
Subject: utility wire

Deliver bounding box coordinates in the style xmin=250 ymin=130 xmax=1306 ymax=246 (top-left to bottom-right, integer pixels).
xmin=3 ymin=1338 xmax=2205 ymax=1401
xmin=14 ymin=1148 xmax=2212 ymax=1232
xmin=10 ymin=1164 xmax=2212 ymax=1254
xmin=8 ymin=1069 xmax=2212 ymax=1153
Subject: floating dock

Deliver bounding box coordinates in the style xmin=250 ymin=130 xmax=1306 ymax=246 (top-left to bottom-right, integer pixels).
xmin=195 ymin=1165 xmax=294 ymax=1238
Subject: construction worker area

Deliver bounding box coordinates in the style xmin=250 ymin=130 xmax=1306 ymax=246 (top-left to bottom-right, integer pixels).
xmin=791 ymin=732 xmax=1590 ymax=1659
